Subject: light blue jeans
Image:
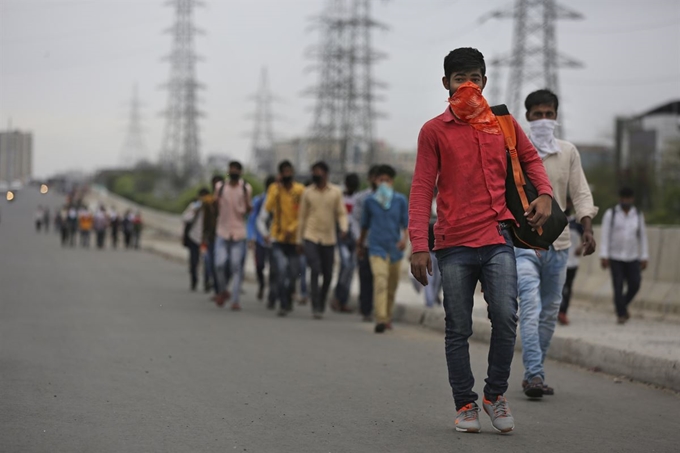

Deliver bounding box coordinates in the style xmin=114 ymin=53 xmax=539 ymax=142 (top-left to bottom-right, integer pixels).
xmin=515 ymin=247 xmax=569 ymax=382
xmin=215 ymin=237 xmax=247 ymax=303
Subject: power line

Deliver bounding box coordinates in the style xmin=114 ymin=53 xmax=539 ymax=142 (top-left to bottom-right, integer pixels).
xmin=250 ymin=67 xmax=277 ymax=175
xmin=158 ymin=0 xmax=204 ymax=181
xmin=489 ymin=0 xmax=584 ymax=136
xmin=120 ymin=84 xmax=147 ymax=167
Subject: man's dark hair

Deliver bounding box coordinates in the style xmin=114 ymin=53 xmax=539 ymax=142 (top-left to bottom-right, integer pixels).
xmin=376 ymin=164 xmax=396 ymax=179
xmin=311 ymin=161 xmax=329 ymax=174
xmin=444 ymin=47 xmax=486 ymax=80
xmin=345 ymin=173 xmax=359 ymax=189
xmin=198 ymin=187 xmax=210 ymax=197
xmin=619 ymin=186 xmax=635 ymax=198
xmin=368 ymin=165 xmax=380 ymax=177
xmin=278 ymin=160 xmax=293 ymax=173
xmin=525 ymin=89 xmax=559 ymax=113
xmin=228 ymin=161 xmax=243 ymax=171
xmin=265 ymin=175 xmax=276 ymax=188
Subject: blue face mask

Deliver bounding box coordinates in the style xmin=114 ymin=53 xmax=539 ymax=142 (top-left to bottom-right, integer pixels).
xmin=374 ymin=182 xmax=394 ymax=210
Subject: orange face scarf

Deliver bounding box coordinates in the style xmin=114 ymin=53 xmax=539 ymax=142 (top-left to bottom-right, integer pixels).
xmin=448 ymin=81 xmax=501 ymax=135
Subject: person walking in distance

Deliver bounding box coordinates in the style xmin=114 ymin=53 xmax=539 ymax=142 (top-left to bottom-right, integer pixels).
xmin=79 ymin=207 xmax=94 ymax=248
xmin=259 ymin=161 xmax=306 ymax=316
xmin=213 ymin=161 xmax=252 ymax=310
xmin=202 ymin=175 xmax=223 ymax=294
xmin=67 ymin=206 xmax=78 ymax=247
xmin=109 ymin=207 xmax=120 ymax=249
xmin=331 ymin=173 xmax=361 ymax=313
xmin=517 ymin=89 xmax=597 ymax=399
xmin=599 ymin=187 xmax=649 ymax=324
xmin=409 ymin=48 xmax=553 ymax=433
xmin=357 ymin=165 xmax=408 ymax=333
xmin=35 ymin=206 xmax=44 ymax=232
xmin=131 ymin=211 xmax=143 ymax=249
xmin=43 ymin=207 xmax=51 ymax=233
xmin=182 ymin=189 xmax=208 ymax=291
xmin=297 ymin=161 xmax=349 ymax=320
xmin=248 ymin=175 xmax=276 ymax=301
xmin=353 ymin=165 xmax=380 ymax=322
xmin=93 ymin=205 xmax=109 ymax=250
xmin=122 ymin=210 xmax=134 ymax=249
xmin=558 ymin=197 xmax=583 ymax=326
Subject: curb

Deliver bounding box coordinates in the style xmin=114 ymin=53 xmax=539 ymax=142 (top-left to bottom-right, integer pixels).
xmin=391 ymin=303 xmax=680 ymax=392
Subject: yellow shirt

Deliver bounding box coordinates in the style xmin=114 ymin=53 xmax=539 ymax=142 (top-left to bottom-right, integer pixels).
xmin=264 ymin=182 xmax=305 ymax=244
xmin=297 ymin=183 xmax=348 ymax=246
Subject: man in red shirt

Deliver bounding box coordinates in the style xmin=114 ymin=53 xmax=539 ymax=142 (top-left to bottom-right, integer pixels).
xmin=409 ymin=48 xmax=553 ymax=434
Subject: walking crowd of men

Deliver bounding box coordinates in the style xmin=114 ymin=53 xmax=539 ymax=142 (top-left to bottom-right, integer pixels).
xmin=182 ymin=160 xmax=408 ymax=333
xmin=39 ymin=203 xmax=144 ymax=250
xmin=178 ymin=47 xmax=650 ymax=435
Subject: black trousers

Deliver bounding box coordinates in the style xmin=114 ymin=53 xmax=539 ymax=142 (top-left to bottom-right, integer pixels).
xmin=560 ymin=267 xmax=578 ymax=314
xmin=304 ymin=240 xmax=335 ymax=314
xmin=187 ymin=240 xmax=200 ymax=289
xmin=357 ymin=254 xmax=373 ymax=316
xmin=254 ymin=242 xmax=269 ymax=292
xmin=96 ymin=230 xmax=106 ymax=249
xmin=610 ymin=260 xmax=641 ymax=317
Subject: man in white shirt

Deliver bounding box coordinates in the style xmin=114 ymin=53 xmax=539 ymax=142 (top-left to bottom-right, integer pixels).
xmin=599 ymin=187 xmax=649 ymax=324
xmin=517 ymin=89 xmax=598 ymax=399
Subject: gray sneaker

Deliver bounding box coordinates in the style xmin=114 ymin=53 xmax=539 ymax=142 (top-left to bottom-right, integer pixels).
xmin=455 ymin=403 xmax=481 ymax=433
xmin=482 ymin=396 xmax=514 ymax=433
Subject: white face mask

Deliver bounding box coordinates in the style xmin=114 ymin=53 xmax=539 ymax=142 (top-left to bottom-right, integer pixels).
xmin=529 ymin=119 xmax=561 ymax=159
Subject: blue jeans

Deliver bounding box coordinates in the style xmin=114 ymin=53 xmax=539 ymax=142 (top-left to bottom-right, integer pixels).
xmin=272 ymin=243 xmax=300 ymax=311
xmin=425 ymin=251 xmax=442 ymax=307
xmin=437 ymin=229 xmax=518 ymax=410
xmin=214 ymin=237 xmax=247 ymax=303
xmin=515 ymin=247 xmax=568 ymax=382
xmin=334 ymin=241 xmax=356 ymax=306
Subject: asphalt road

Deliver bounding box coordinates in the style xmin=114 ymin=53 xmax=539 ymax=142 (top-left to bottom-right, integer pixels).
xmin=1 ymin=189 xmax=679 ymax=453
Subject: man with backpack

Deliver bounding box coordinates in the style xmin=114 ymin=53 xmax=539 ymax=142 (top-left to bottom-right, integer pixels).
xmin=248 ymin=175 xmax=276 ymax=301
xmin=517 ymin=90 xmax=598 ymax=399
xmin=213 ymin=161 xmax=252 ymax=310
xmin=409 ymin=48 xmax=553 ymax=434
xmin=202 ymin=175 xmax=223 ymax=295
xmin=259 ymin=160 xmax=306 ymax=317
xmin=600 ymin=187 xmax=648 ymax=324
xmin=182 ymin=188 xmax=209 ymax=291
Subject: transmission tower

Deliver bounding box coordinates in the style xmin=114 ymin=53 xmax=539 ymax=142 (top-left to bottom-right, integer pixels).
xmin=120 ymin=84 xmax=146 ymax=167
xmin=306 ymin=0 xmax=387 ymax=175
xmin=250 ymin=67 xmax=276 ymax=174
xmin=488 ymin=0 xmax=582 ymax=121
xmin=159 ymin=0 xmax=204 ymax=180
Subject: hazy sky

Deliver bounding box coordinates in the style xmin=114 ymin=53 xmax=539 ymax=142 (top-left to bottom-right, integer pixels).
xmin=1 ymin=0 xmax=679 ymax=178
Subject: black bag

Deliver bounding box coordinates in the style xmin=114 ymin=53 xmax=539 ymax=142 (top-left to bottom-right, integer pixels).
xmin=491 ymin=104 xmax=568 ymax=251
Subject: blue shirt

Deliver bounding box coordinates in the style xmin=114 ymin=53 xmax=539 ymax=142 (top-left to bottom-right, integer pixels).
xmin=361 ymin=193 xmax=409 ymax=262
xmin=247 ymin=194 xmax=266 ymax=246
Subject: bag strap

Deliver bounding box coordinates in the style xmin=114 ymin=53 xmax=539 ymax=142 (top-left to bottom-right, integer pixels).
xmin=491 ymin=104 xmax=542 ymax=235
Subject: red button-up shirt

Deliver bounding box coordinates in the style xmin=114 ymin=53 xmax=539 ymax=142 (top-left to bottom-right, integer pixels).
xmin=408 ymin=107 xmax=553 ymax=253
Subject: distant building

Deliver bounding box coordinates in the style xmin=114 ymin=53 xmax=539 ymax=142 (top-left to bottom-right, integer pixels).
xmin=615 ymin=100 xmax=680 ymax=209
xmin=574 ymin=144 xmax=614 ymax=171
xmin=0 ymin=129 xmax=33 ymax=186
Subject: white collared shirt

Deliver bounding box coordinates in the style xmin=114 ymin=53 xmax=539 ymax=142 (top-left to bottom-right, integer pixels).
xmin=599 ymin=205 xmax=649 ymax=262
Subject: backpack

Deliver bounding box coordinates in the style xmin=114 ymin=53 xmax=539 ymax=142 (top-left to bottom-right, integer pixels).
xmin=182 ymin=205 xmax=201 ymax=247
xmin=491 ymin=104 xmax=568 ymax=251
